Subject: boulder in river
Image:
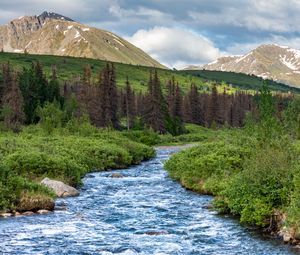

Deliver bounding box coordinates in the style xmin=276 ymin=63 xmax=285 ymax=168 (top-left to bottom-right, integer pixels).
xmin=0 ymin=213 xmax=12 ymax=218
xmin=37 ymin=209 xmax=51 ymax=215
xmin=145 ymin=231 xmax=168 ymax=236
xmin=41 ymin=178 xmax=80 ymax=197
xmin=110 ymin=173 xmax=124 ymax=178
xmin=22 ymin=211 xmax=35 ymax=216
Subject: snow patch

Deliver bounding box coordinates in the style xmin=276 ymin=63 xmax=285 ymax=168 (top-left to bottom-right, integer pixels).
xmin=55 ymin=25 xmax=59 ymax=30
xmin=280 ymin=55 xmax=298 ymax=70
xmin=13 ymin=49 xmax=23 ymax=53
xmin=113 ymin=38 xmax=125 ymax=47
xmin=74 ymin=30 xmax=81 ymax=39
xmin=273 ymin=43 xmax=289 ymax=49
xmin=25 ymin=41 xmax=32 ymax=49
xmin=235 ymin=52 xmax=253 ymax=64
xmin=67 ymin=25 xmax=73 ymax=30
xmin=207 ymin=60 xmax=218 ymax=66
xmin=82 ymin=28 xmax=90 ymax=31
xmin=106 ymin=31 xmax=120 ymax=40
xmin=288 ymin=48 xmax=300 ymax=59
xmin=61 ymin=49 xmax=66 ymax=52
xmin=18 ymin=16 xmax=24 ymax=20
xmin=63 ymin=30 xmax=68 ymax=35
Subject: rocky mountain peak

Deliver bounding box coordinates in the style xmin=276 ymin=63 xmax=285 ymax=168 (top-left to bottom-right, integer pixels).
xmin=38 ymin=11 xmax=74 ymax=22
xmin=0 ymin=12 xmax=165 ymax=68
xmin=185 ymin=44 xmax=300 ymax=88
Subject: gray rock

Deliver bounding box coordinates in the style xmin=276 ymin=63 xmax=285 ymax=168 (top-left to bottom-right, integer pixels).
xmin=283 ymin=232 xmax=292 ymax=243
xmin=22 ymin=211 xmax=34 ymax=216
xmin=145 ymin=231 xmax=168 ymax=236
xmin=110 ymin=173 xmax=124 ymax=178
xmin=41 ymin=178 xmax=80 ymax=197
xmin=0 ymin=213 xmax=12 ymax=218
xmin=54 ymin=205 xmax=67 ymax=211
xmin=37 ymin=209 xmax=50 ymax=215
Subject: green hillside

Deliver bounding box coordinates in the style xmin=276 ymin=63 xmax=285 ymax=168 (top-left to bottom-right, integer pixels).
xmin=0 ymin=52 xmax=299 ymax=93
xmin=0 ymin=52 xmax=205 ymax=93
xmin=183 ymin=70 xmax=300 ymax=93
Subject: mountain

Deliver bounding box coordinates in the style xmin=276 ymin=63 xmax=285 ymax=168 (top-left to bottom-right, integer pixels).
xmin=0 ymin=11 xmax=165 ymax=68
xmin=186 ymin=44 xmax=300 ymax=88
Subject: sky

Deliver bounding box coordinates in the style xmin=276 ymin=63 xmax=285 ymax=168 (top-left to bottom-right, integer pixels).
xmin=1 ymin=0 xmax=300 ymax=68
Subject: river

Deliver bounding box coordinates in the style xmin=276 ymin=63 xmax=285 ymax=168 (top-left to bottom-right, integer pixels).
xmin=0 ymin=147 xmax=297 ymax=255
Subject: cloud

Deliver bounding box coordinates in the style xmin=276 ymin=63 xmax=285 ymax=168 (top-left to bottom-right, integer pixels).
xmin=126 ymin=27 xmax=221 ymax=68
xmin=2 ymin=0 xmax=300 ymax=66
xmin=188 ymin=0 xmax=300 ymax=33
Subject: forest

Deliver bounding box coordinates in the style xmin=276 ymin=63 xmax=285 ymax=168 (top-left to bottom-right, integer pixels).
xmin=0 ymin=61 xmax=293 ymax=135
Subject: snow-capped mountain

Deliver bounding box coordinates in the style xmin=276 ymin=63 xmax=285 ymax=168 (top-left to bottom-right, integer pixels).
xmin=186 ymin=44 xmax=300 ymax=88
xmin=0 ymin=11 xmax=165 ymax=68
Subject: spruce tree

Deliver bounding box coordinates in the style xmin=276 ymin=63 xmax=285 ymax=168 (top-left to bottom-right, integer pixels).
xmin=125 ymin=77 xmax=135 ymax=130
xmin=2 ymin=66 xmax=24 ymax=131
xmin=143 ymin=70 xmax=167 ymax=133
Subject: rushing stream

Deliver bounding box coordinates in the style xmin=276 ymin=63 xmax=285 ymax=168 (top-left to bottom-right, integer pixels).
xmin=0 ymin=147 xmax=298 ymax=255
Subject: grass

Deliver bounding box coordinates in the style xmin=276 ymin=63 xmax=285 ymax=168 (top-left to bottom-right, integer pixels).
xmin=183 ymin=70 xmax=300 ymax=93
xmin=0 ymin=52 xmax=298 ymax=94
xmin=0 ymin=125 xmax=155 ymax=212
xmin=0 ymin=52 xmax=207 ymax=93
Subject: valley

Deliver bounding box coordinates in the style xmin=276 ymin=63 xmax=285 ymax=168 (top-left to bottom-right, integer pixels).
xmin=0 ymin=5 xmax=300 ymax=255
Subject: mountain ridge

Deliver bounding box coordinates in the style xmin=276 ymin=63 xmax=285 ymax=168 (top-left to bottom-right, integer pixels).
xmin=185 ymin=44 xmax=300 ymax=88
xmin=0 ymin=12 xmax=165 ymax=69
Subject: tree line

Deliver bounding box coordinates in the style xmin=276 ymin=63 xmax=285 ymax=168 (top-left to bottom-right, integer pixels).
xmin=0 ymin=61 xmax=292 ymax=134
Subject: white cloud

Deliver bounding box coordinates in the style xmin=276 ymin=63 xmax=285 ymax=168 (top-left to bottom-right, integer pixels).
xmin=126 ymin=27 xmax=221 ymax=68
xmin=189 ymin=0 xmax=300 ymax=33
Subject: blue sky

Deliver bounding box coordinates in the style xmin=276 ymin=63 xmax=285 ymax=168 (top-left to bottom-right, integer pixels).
xmin=1 ymin=0 xmax=300 ymax=68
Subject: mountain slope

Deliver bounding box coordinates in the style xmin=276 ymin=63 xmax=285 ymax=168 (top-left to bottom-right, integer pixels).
xmin=187 ymin=44 xmax=300 ymax=88
xmin=1 ymin=51 xmax=299 ymax=94
xmin=0 ymin=12 xmax=165 ymax=68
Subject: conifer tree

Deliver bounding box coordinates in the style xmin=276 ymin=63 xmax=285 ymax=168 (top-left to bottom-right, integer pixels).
xmin=108 ymin=63 xmax=119 ymax=129
xmin=125 ymin=76 xmax=135 ymax=130
xmin=98 ymin=63 xmax=119 ymax=128
xmin=48 ymin=65 xmax=61 ymax=103
xmin=143 ymin=70 xmax=167 ymax=133
xmin=2 ymin=66 xmax=24 ymax=131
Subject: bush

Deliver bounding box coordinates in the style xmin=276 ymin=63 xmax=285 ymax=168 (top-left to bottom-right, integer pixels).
xmin=165 ymin=139 xmax=251 ymax=194
xmin=222 ymin=143 xmax=295 ymax=226
xmin=0 ymin=163 xmax=54 ymax=212
xmin=0 ymin=126 xmax=155 ymax=211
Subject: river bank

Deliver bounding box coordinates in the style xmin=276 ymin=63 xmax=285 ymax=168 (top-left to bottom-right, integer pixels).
xmin=0 ymin=126 xmax=155 ymax=214
xmin=0 ymin=147 xmax=297 ymax=255
xmin=164 ymin=126 xmax=300 ymax=247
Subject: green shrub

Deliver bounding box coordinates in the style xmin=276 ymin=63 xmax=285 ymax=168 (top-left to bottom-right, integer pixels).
xmin=4 ymin=150 xmax=85 ymax=186
xmin=165 ymin=140 xmax=251 ymax=194
xmin=222 ymin=143 xmax=295 ymax=226
xmin=0 ymin=163 xmax=54 ymax=212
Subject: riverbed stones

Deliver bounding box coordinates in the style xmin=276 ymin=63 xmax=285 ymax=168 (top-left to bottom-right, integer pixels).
xmin=110 ymin=173 xmax=124 ymax=178
xmin=41 ymin=178 xmax=80 ymax=197
xmin=37 ymin=209 xmax=51 ymax=215
xmin=22 ymin=211 xmax=35 ymax=216
xmin=145 ymin=231 xmax=168 ymax=236
xmin=0 ymin=213 xmax=12 ymax=218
